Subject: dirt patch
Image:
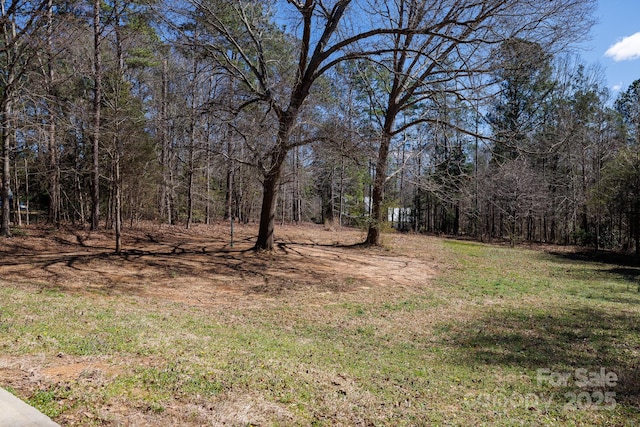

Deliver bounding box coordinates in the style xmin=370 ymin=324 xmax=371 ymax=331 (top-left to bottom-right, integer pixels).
xmin=42 ymin=360 xmax=119 ymax=383
xmin=0 ymin=222 xmax=444 ymax=426
xmin=0 ymin=222 xmax=437 ymax=308
xmin=0 ymin=353 xmax=122 ymax=417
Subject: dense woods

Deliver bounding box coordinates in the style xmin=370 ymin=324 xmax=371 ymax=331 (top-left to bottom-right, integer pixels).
xmin=4 ymin=0 xmax=639 ymax=253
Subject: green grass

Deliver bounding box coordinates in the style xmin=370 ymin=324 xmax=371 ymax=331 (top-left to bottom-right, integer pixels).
xmin=1 ymin=237 xmax=640 ymax=425
xmin=27 ymin=385 xmax=74 ymax=418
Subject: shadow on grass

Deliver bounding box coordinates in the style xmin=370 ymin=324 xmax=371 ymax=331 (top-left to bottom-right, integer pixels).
xmin=446 ymin=304 xmax=640 ymax=403
xmin=541 ymin=251 xmax=640 ymax=299
xmin=602 ymin=267 xmax=640 ymax=281
xmin=547 ymin=249 xmax=640 ymax=267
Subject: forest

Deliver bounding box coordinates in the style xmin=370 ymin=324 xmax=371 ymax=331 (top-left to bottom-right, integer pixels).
xmin=3 ymin=0 xmax=638 ymax=253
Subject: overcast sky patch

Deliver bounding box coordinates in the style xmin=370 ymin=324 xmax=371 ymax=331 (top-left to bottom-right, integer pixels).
xmin=605 ymin=32 xmax=640 ymax=61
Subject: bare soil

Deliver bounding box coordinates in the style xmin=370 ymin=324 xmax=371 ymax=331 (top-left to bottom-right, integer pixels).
xmin=0 ymin=222 xmax=438 ymax=307
xmin=0 ymin=222 xmax=443 ymax=425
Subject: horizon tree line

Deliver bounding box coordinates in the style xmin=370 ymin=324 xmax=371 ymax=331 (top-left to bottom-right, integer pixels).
xmin=8 ymin=0 xmax=640 ymax=255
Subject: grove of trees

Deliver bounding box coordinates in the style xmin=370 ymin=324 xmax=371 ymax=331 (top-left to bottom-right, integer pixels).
xmin=5 ymin=0 xmax=640 ymax=254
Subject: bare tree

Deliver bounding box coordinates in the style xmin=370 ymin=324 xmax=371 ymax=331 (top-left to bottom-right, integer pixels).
xmin=90 ymin=0 xmax=103 ymax=231
xmin=173 ymin=0 xmax=594 ymax=249
xmin=358 ymin=0 xmax=595 ymax=245
xmin=1 ymin=0 xmax=50 ymax=236
xmin=44 ymin=0 xmax=61 ymax=227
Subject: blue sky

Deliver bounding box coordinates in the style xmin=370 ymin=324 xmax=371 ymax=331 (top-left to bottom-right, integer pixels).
xmin=580 ymin=0 xmax=640 ymax=95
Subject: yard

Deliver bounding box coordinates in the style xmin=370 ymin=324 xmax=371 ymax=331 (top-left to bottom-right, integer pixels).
xmin=0 ymin=223 xmax=639 ymax=425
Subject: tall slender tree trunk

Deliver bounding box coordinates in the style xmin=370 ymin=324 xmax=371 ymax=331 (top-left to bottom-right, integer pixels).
xmin=70 ymin=135 xmax=84 ymax=223
xmin=13 ymin=157 xmax=21 ymax=226
xmin=205 ymin=135 xmax=211 ymax=225
xmin=159 ymin=59 xmax=171 ymax=223
xmin=1 ymin=48 xmax=14 ymax=236
xmin=168 ymin=150 xmax=175 ymax=225
xmin=1 ymin=99 xmax=12 ymax=237
xmin=23 ymin=159 xmax=29 ymax=225
xmin=46 ymin=0 xmax=60 ymax=227
xmin=185 ymin=47 xmax=199 ymax=230
xmin=91 ymin=0 xmax=102 ymax=231
xmin=48 ymin=120 xmax=59 ymax=226
xmin=186 ymin=145 xmax=194 ymax=229
xmin=185 ymin=103 xmax=196 ymax=230
xmin=293 ymin=146 xmax=302 ymax=223
xmin=224 ymin=137 xmax=233 ymax=221
xmin=0 ymin=3 xmax=17 ymax=237
xmin=113 ymin=0 xmax=124 ymax=253
xmin=338 ymin=152 xmax=345 ymax=226
xmin=224 ymin=134 xmax=238 ymax=220
xmin=115 ymin=144 xmax=122 ymax=254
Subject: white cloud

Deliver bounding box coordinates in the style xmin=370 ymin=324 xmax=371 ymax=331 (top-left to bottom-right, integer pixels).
xmin=605 ymin=32 xmax=640 ymax=61
xmin=612 ymin=82 xmax=623 ymax=92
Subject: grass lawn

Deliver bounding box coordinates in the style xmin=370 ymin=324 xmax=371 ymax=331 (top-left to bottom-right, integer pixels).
xmin=1 ymin=224 xmax=639 ymax=425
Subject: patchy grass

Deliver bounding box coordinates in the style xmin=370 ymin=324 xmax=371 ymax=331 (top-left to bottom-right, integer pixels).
xmin=437 ymin=240 xmax=640 ymax=424
xmin=0 ymin=225 xmax=639 ymax=425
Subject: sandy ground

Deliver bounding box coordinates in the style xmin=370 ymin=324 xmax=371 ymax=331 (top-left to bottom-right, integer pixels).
xmin=0 ymin=222 xmax=438 ymax=308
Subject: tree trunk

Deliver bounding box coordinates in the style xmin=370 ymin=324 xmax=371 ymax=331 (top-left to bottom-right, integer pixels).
xmin=205 ymin=137 xmax=211 ymax=225
xmin=46 ymin=0 xmax=60 ymax=227
xmin=1 ymin=96 xmax=13 ymax=237
xmin=113 ymin=0 xmax=124 ymax=253
xmin=13 ymin=157 xmax=21 ymax=227
xmin=186 ymin=51 xmax=199 ymax=230
xmin=293 ymin=146 xmax=302 ymax=223
xmin=255 ymin=167 xmax=284 ymax=250
xmin=280 ymin=182 xmax=286 ymax=226
xmin=366 ymin=130 xmax=393 ymax=245
xmin=338 ymin=153 xmax=345 ymax=226
xmin=91 ymin=0 xmax=102 ymax=231
xmin=24 ymin=159 xmax=29 ymax=226
xmin=254 ymin=112 xmax=295 ymax=250
xmin=224 ymin=156 xmax=233 ymax=221
xmin=74 ymin=143 xmax=85 ymax=224
xmin=321 ymin=167 xmax=334 ymax=225
xmin=48 ymin=119 xmax=60 ymax=226
xmin=1 ymin=11 xmax=16 ymax=237
xmin=168 ymin=151 xmax=175 ymax=225
xmin=186 ymin=119 xmax=195 ymax=229
xmin=106 ymin=165 xmax=113 ymax=229
xmin=186 ymin=154 xmax=194 ymax=229
xmin=255 ymin=131 xmax=292 ymax=249
xmin=159 ymin=59 xmax=170 ymax=223
xmin=115 ymin=148 xmax=122 ymax=254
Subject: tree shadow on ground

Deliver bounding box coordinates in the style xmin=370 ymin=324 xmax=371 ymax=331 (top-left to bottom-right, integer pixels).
xmin=547 ymin=249 xmax=640 ymax=267
xmin=446 ymin=304 xmax=640 ymax=404
xmin=0 ymin=226 xmax=414 ymax=303
xmin=542 ymin=250 xmax=640 ymax=298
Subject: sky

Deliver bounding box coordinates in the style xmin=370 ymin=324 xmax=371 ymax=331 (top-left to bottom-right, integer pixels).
xmin=580 ymin=0 xmax=640 ymax=95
